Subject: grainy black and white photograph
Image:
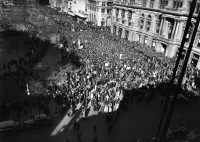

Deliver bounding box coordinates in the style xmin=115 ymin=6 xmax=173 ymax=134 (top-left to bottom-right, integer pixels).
xmin=0 ymin=0 xmax=200 ymax=142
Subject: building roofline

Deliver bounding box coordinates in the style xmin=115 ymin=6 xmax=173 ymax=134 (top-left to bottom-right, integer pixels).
xmin=114 ymin=3 xmax=198 ymax=18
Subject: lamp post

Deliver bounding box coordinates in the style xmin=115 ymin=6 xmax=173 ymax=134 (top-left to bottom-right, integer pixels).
xmin=26 ymin=83 xmax=33 ymax=119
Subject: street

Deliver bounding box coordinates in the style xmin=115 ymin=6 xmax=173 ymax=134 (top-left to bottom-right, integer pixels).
xmin=1 ymin=93 xmax=200 ymax=142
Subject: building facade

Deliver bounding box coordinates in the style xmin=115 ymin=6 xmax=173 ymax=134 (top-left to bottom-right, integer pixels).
xmin=49 ymin=0 xmax=88 ymax=20
xmin=111 ymin=0 xmax=200 ymax=69
xmin=87 ymin=0 xmax=113 ymax=26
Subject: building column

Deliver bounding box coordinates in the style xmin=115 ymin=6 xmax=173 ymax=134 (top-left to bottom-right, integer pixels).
xmin=174 ymin=21 xmax=180 ymax=41
xmin=196 ymin=59 xmax=200 ymax=70
xmin=111 ymin=24 xmax=113 ymax=34
xmin=154 ymin=0 xmax=160 ymax=9
xmin=125 ymin=10 xmax=128 ymax=26
xmin=148 ymin=36 xmax=153 ymax=47
xmin=132 ymin=32 xmax=136 ymax=41
xmin=171 ymin=20 xmax=178 ymax=40
xmin=140 ymin=34 xmax=144 ymax=43
xmin=112 ymin=8 xmax=116 ymax=17
xmin=162 ymin=20 xmax=169 ymax=38
xmin=167 ymin=0 xmax=173 ymax=7
xmin=122 ymin=28 xmax=125 ymax=38
xmin=118 ymin=9 xmax=122 ymax=24
xmin=167 ymin=44 xmax=178 ymax=58
xmin=146 ymin=0 xmax=151 ymax=8
xmin=152 ymin=16 xmax=157 ymax=33
xmin=159 ymin=17 xmax=165 ymax=35
xmin=116 ymin=26 xmax=119 ymax=36
xmin=176 ymin=21 xmax=184 ymax=41
xmin=128 ymin=31 xmax=133 ymax=41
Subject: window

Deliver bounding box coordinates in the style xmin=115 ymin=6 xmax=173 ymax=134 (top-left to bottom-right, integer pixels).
xmin=160 ymin=0 xmax=168 ymax=9
xmin=146 ymin=15 xmax=152 ymax=31
xmin=197 ymin=38 xmax=200 ymax=47
xmin=102 ymin=2 xmax=106 ymax=6
xmin=168 ymin=22 xmax=173 ymax=39
xmin=74 ymin=1 xmax=76 ymax=4
xmin=113 ymin=26 xmax=116 ymax=35
xmin=140 ymin=14 xmax=145 ymax=29
xmin=101 ymin=9 xmax=105 ymax=13
xmin=118 ymin=28 xmax=122 ymax=37
xmin=150 ymin=0 xmax=154 ymax=8
xmin=125 ymin=30 xmax=129 ymax=40
xmin=116 ymin=9 xmax=119 ymax=17
xmin=191 ymin=53 xmax=199 ymax=67
xmin=107 ymin=2 xmax=112 ymax=6
xmin=130 ymin=0 xmax=135 ymax=5
xmin=128 ymin=11 xmax=132 ymax=26
xmin=144 ymin=36 xmax=148 ymax=44
xmin=152 ymin=39 xmax=156 ymax=48
xmin=173 ymin=0 xmax=183 ymax=10
xmin=137 ymin=34 xmax=141 ymax=41
xmin=156 ymin=16 xmax=161 ymax=33
xmin=143 ymin=0 xmax=147 ymax=7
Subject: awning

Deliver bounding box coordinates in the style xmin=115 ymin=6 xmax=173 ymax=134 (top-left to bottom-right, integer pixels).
xmin=74 ymin=12 xmax=88 ymax=18
xmin=67 ymin=11 xmax=75 ymax=16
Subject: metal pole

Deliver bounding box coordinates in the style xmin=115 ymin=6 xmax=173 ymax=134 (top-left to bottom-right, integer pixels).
xmin=155 ymin=0 xmax=197 ymax=141
xmin=161 ymin=8 xmax=200 ymax=141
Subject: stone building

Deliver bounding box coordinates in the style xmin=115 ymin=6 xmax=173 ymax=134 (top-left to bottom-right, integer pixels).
xmin=87 ymin=0 xmax=113 ymax=26
xmin=111 ymin=0 xmax=200 ymax=69
xmin=49 ymin=0 xmax=88 ymax=21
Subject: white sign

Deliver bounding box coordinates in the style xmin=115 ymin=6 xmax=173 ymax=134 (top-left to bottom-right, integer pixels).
xmin=105 ymin=62 xmax=110 ymax=67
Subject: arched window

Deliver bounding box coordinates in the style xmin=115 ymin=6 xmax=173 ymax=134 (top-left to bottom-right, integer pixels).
xmin=113 ymin=26 xmax=116 ymax=35
xmin=128 ymin=10 xmax=132 ymax=26
xmin=173 ymin=1 xmax=177 ymax=8
xmin=125 ymin=30 xmax=129 ymax=40
xmin=116 ymin=9 xmax=119 ymax=17
xmin=140 ymin=14 xmax=145 ymax=29
xmin=156 ymin=15 xmax=162 ymax=33
xmin=118 ymin=28 xmax=122 ymax=37
xmin=146 ymin=15 xmax=152 ymax=31
xmin=198 ymin=35 xmax=200 ymax=47
xmin=121 ymin=9 xmax=125 ymax=18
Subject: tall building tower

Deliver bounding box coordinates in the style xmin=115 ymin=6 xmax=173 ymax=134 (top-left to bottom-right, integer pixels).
xmin=111 ymin=0 xmax=200 ymax=69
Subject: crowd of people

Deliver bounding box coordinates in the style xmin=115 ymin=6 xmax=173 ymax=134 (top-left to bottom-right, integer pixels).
xmin=1 ymin=7 xmax=200 ymax=119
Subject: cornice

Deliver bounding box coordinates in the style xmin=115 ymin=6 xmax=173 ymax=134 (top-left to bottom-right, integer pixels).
xmin=114 ymin=3 xmax=198 ymax=19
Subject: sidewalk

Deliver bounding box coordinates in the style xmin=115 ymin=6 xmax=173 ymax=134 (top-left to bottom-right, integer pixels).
xmin=5 ymin=98 xmax=67 ymax=123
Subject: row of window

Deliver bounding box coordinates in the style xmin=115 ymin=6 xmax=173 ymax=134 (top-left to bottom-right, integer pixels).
xmin=141 ymin=0 xmax=183 ymax=10
xmin=120 ymin=0 xmax=200 ymax=13
xmin=113 ymin=25 xmax=200 ymax=67
xmin=139 ymin=14 xmax=152 ymax=32
xmin=115 ymin=9 xmax=132 ymax=19
xmin=102 ymin=2 xmax=113 ymax=7
xmin=101 ymin=9 xmax=112 ymax=13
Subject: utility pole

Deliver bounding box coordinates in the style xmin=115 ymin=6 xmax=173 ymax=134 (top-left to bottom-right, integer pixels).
xmin=161 ymin=4 xmax=200 ymax=141
xmin=23 ymin=0 xmax=27 ymax=27
xmin=155 ymin=0 xmax=197 ymax=141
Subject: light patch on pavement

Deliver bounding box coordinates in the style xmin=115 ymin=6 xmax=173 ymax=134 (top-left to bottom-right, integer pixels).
xmin=50 ymin=102 xmax=82 ymax=136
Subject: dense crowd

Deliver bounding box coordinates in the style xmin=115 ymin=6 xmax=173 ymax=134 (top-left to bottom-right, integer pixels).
xmin=1 ymin=8 xmax=200 ymax=118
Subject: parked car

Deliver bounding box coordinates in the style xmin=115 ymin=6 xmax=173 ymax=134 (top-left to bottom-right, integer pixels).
xmin=187 ymin=129 xmax=200 ymax=141
xmin=23 ymin=114 xmax=52 ymax=130
xmin=176 ymin=94 xmax=189 ymax=104
xmin=0 ymin=120 xmax=22 ymax=135
xmin=185 ymin=89 xmax=200 ymax=99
